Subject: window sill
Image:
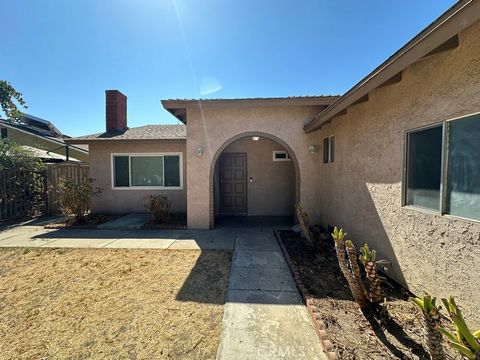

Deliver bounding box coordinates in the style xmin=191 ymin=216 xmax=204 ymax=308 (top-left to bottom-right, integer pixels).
xmin=402 ymin=205 xmax=480 ymax=224
xmin=403 ymin=205 xmax=440 ymax=216
xmin=443 ymin=213 xmax=480 ymax=225
xmin=112 ymin=186 xmax=183 ymax=191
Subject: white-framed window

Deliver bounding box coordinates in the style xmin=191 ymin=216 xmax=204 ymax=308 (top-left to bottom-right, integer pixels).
xmin=404 ymin=112 xmax=480 ymax=221
xmin=273 ymin=150 xmax=291 ymax=161
xmin=111 ymin=153 xmax=183 ymax=190
xmin=323 ymin=135 xmax=335 ymax=164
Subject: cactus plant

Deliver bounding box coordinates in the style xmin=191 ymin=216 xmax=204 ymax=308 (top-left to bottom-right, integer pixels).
xmin=411 ymin=294 xmax=445 ymax=360
xmin=359 ymin=243 xmax=382 ymax=304
xmin=440 ymin=297 xmax=480 ymax=359
xmin=332 ymin=227 xmax=367 ymax=308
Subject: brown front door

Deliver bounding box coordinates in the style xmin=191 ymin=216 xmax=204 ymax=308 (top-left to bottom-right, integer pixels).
xmin=220 ymin=153 xmax=247 ymax=215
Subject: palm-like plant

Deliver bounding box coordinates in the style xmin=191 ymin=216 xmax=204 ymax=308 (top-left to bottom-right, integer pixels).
xmin=294 ymin=203 xmax=314 ymax=246
xmin=440 ymin=297 xmax=480 ymax=359
xmin=345 ymin=240 xmax=368 ymax=300
xmin=359 ymin=243 xmax=382 ymax=304
xmin=411 ymin=294 xmax=445 ymax=360
xmin=332 ymin=227 xmax=367 ymax=308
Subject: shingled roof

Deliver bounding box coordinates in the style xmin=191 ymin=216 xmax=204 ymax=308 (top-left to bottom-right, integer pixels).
xmin=65 ymin=124 xmax=186 ymax=144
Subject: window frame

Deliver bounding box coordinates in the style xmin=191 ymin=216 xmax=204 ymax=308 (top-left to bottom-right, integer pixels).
xmin=402 ymin=111 xmax=480 ymax=223
xmin=323 ymin=135 xmax=335 ymax=164
xmin=273 ymin=150 xmax=291 ymax=162
xmin=111 ymin=152 xmax=183 ymax=190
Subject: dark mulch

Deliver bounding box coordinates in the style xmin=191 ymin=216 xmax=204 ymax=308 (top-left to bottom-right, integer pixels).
xmin=44 ymin=214 xmax=122 ymax=229
xmin=278 ymin=230 xmax=459 ymax=360
xmin=142 ymin=213 xmax=187 ymax=230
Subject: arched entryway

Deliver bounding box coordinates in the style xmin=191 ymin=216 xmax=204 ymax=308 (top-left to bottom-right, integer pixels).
xmin=209 ymin=132 xmax=300 ymax=228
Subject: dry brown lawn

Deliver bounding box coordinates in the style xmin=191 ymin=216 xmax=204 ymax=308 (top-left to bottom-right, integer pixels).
xmin=0 ymin=248 xmax=231 ymax=360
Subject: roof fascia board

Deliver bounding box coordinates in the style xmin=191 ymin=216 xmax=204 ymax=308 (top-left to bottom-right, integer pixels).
xmin=161 ymin=97 xmax=338 ymax=110
xmin=304 ymin=0 xmax=480 ymax=133
xmin=65 ymin=137 xmax=186 ymax=144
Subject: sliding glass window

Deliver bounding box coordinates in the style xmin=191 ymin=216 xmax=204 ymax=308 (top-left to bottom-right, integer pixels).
xmin=112 ymin=154 xmax=181 ymax=189
xmin=404 ymin=113 xmax=480 ymax=221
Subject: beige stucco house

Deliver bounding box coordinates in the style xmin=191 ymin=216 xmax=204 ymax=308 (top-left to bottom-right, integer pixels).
xmin=67 ymin=0 xmax=480 ymax=326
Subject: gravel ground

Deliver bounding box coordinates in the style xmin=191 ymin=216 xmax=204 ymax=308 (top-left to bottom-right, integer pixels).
xmin=0 ymin=248 xmax=231 ymax=360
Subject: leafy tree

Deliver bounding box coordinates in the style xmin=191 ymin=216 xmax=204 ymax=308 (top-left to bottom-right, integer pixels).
xmin=0 ymin=140 xmax=44 ymax=171
xmin=0 ymin=80 xmax=27 ymax=121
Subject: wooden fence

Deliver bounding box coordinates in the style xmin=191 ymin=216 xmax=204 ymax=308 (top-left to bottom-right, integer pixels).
xmin=46 ymin=162 xmax=89 ymax=214
xmin=0 ymin=170 xmax=47 ymax=222
xmin=0 ymin=162 xmax=89 ymax=222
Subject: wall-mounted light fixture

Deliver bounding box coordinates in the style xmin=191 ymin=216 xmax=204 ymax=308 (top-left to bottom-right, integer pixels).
xmin=309 ymin=145 xmax=317 ymax=154
xmin=251 ymin=136 xmax=260 ymax=141
xmin=196 ymin=145 xmax=204 ymax=156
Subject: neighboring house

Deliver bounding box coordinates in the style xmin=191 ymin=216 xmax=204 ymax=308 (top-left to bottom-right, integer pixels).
xmin=0 ymin=114 xmax=89 ymax=163
xmin=67 ymin=0 xmax=480 ymax=326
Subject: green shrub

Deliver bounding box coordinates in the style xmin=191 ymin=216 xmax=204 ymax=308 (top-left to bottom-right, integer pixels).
xmin=56 ymin=177 xmax=102 ymax=223
xmin=147 ymin=195 xmax=171 ymax=224
xmin=0 ymin=140 xmax=44 ymax=171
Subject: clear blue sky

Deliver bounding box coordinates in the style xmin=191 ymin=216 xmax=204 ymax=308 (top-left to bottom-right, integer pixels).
xmin=2 ymin=0 xmax=456 ymax=136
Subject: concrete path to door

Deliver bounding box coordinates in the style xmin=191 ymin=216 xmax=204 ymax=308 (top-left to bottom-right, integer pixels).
xmin=0 ymin=226 xmax=235 ymax=250
xmin=216 ymin=227 xmax=326 ymax=360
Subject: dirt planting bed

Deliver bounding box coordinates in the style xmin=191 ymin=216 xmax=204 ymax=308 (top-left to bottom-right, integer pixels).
xmin=0 ymin=248 xmax=231 ymax=359
xmin=278 ymin=230 xmax=458 ymax=360
xmin=142 ymin=213 xmax=187 ymax=230
xmin=44 ymin=214 xmax=122 ymax=229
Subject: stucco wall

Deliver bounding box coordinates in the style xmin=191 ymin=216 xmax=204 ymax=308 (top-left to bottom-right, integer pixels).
xmin=88 ymin=140 xmax=187 ymax=214
xmin=215 ymin=137 xmax=295 ymax=216
xmin=313 ymin=20 xmax=480 ymax=326
xmin=186 ymin=104 xmax=325 ymax=229
xmin=1 ymin=126 xmax=89 ymax=162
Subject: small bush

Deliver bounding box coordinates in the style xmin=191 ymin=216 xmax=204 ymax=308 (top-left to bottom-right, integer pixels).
xmin=147 ymin=195 xmax=171 ymax=224
xmin=56 ymin=177 xmax=102 ymax=223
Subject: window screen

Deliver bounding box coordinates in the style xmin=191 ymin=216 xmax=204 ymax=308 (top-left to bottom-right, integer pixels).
xmin=446 ymin=115 xmax=480 ymax=220
xmin=323 ymin=136 xmax=334 ymax=163
xmin=164 ymin=155 xmax=181 ymax=187
xmin=330 ymin=136 xmax=335 ymax=163
xmin=273 ymin=151 xmax=290 ymax=161
xmin=323 ymin=138 xmax=329 ymax=163
xmin=406 ymin=126 xmax=443 ymax=210
xmin=113 ymin=156 xmax=130 ymax=187
xmin=131 ymin=156 xmax=164 ymax=186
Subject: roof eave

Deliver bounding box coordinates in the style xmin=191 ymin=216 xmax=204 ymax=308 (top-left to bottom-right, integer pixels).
xmin=304 ymin=0 xmax=480 ymax=133
xmin=161 ymin=96 xmax=340 ymax=123
xmin=65 ymin=137 xmax=186 ymax=144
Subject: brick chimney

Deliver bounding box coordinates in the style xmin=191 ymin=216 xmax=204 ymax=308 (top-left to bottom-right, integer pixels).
xmin=105 ymin=90 xmax=127 ymax=132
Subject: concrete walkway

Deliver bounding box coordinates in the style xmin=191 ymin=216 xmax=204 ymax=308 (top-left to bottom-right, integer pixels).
xmin=0 ymin=226 xmax=235 ymax=250
xmin=0 ymin=222 xmax=326 ymax=359
xmin=97 ymin=213 xmax=151 ymax=230
xmin=216 ymin=228 xmax=326 ymax=360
